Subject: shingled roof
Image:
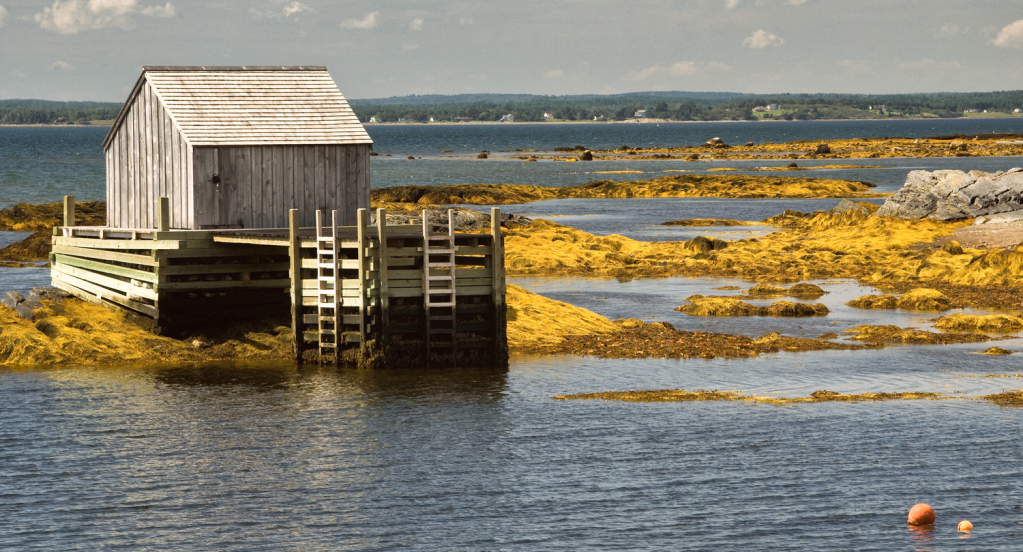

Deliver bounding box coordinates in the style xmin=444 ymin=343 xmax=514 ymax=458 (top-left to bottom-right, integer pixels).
xmin=102 ymin=66 xmax=373 ymax=149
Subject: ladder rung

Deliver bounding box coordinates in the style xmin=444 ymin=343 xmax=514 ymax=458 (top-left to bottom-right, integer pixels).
xmin=427 ymin=275 xmax=453 ymax=280
xmin=428 ymin=316 xmax=455 ymax=321
xmin=430 ymin=329 xmax=455 ymax=334
xmin=318 ymin=329 xmax=336 ymax=335
xmin=427 ymin=289 xmax=454 ymax=294
xmin=427 ymin=302 xmax=456 ymax=307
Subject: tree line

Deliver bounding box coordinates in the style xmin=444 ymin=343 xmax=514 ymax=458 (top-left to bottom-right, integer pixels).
xmin=0 ymin=100 xmax=121 ymax=124
xmin=349 ymin=90 xmax=1023 ymax=123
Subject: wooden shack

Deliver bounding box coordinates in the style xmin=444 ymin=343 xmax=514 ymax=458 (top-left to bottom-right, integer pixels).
xmin=101 ymin=66 xmax=372 ymax=230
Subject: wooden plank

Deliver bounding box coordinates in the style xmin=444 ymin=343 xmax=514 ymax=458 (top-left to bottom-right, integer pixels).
xmin=53 ymin=254 xmax=158 ymax=283
xmin=303 ymin=147 xmax=314 ymax=226
xmin=52 ymin=245 xmax=160 ymax=267
xmin=387 ymin=268 xmax=490 ymax=280
xmin=357 ymin=145 xmax=370 ymax=212
xmin=157 ymin=197 xmax=170 ymax=232
xmin=289 ymin=209 xmax=302 ymax=360
xmin=301 ymin=295 xmax=376 ymax=307
xmin=153 ymin=246 xmax=286 ymax=259
xmin=273 ymin=146 xmax=284 ymax=227
xmin=390 ymin=277 xmax=492 ymax=289
xmin=54 ymin=236 xmax=193 ymax=250
xmin=211 ymin=235 xmax=289 ymax=246
xmin=356 ymin=208 xmax=368 ymax=351
xmin=52 ymin=263 xmax=158 ymax=301
xmin=142 ymin=82 xmax=152 ymax=229
xmin=156 ymin=262 xmax=289 ymax=276
xmin=251 ymin=146 xmax=263 ymax=229
xmin=53 ymin=278 xmax=159 ymax=319
xmin=155 ymin=279 xmax=290 ymax=292
xmin=63 ymin=195 xmax=75 ymax=227
xmin=375 ymin=207 xmax=389 ymax=346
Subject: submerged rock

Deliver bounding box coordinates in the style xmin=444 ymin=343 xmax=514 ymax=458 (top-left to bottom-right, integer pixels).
xmin=876 ymin=169 xmax=1023 ymax=221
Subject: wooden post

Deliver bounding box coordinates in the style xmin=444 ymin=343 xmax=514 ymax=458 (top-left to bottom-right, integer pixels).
xmin=157 ymin=197 xmax=170 ymax=232
xmin=357 ymin=208 xmax=368 ymax=353
xmin=289 ymin=209 xmax=302 ymax=362
xmin=376 ymin=208 xmax=390 ymax=347
xmin=490 ymin=207 xmax=507 ymax=362
xmin=63 ymin=195 xmax=75 ymax=230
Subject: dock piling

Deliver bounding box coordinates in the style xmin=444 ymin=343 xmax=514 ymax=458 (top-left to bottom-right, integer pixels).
xmin=63 ymin=195 xmax=75 ymax=230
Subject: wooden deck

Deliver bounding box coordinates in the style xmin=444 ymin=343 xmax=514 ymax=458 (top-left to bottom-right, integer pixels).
xmin=50 ymin=198 xmax=507 ymax=367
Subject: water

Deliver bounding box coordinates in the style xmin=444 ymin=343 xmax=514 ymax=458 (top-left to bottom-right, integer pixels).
xmin=2 ymin=118 xmax=1022 ymax=207
xmin=3 ymin=120 xmax=1023 ymax=550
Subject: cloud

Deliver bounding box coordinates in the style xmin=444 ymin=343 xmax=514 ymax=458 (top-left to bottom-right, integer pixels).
xmin=340 ymin=11 xmax=377 ymax=30
xmin=670 ymin=61 xmax=698 ymax=76
xmin=140 ymin=2 xmax=174 ymax=17
xmin=0 ymin=5 xmax=7 ymax=26
xmin=51 ymin=60 xmax=73 ymax=70
xmin=993 ymin=19 xmax=1023 ymax=48
xmin=743 ymin=29 xmax=784 ymax=48
xmin=938 ymin=23 xmax=966 ymax=37
xmin=899 ymin=58 xmax=961 ymax=70
xmin=724 ymin=0 xmax=740 ymax=8
xmin=409 ymin=17 xmax=423 ymax=31
xmin=787 ymin=0 xmax=807 ymax=4
xmin=459 ymin=16 xmax=472 ymax=25
xmin=34 ymin=0 xmax=176 ymax=34
xmin=634 ymin=66 xmax=666 ymax=80
xmin=282 ymin=1 xmax=309 ymax=17
xmin=838 ymin=59 xmax=870 ymax=74
xmin=545 ymin=69 xmax=564 ymax=79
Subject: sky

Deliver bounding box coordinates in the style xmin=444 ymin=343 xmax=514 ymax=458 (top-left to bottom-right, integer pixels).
xmin=0 ymin=0 xmax=1022 ymax=102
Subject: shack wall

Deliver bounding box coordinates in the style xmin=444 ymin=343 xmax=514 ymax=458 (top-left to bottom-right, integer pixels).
xmin=105 ymin=80 xmax=193 ymax=230
xmin=192 ymin=144 xmax=370 ymax=229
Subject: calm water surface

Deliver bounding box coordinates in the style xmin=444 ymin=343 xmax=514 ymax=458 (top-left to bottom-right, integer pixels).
xmin=2 ymin=121 xmax=1023 ymax=550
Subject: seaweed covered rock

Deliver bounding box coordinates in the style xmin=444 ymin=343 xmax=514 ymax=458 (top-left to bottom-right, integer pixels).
xmin=934 ymin=313 xmax=1023 ymax=332
xmin=684 ymin=236 xmax=729 ymax=253
xmin=677 ymin=295 xmax=828 ymax=317
xmin=876 ymin=168 xmax=1023 ymax=221
xmin=762 ymin=301 xmax=829 ymax=317
xmin=896 ymin=288 xmax=950 ymax=311
xmin=847 ymin=294 xmax=899 ymax=309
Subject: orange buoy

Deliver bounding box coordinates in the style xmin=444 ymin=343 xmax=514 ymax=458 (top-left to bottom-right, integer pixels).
xmin=958 ymin=520 xmax=973 ymax=532
xmin=907 ymin=503 xmax=936 ymax=525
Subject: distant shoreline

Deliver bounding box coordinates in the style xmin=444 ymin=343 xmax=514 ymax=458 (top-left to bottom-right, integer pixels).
xmin=366 ymin=116 xmax=1023 ymax=126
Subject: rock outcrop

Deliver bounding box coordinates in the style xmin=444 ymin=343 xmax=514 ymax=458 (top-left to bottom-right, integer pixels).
xmin=876 ymin=168 xmax=1023 ymax=221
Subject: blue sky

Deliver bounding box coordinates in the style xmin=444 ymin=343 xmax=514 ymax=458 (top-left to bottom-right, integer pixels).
xmin=1 ymin=0 xmax=1022 ymax=101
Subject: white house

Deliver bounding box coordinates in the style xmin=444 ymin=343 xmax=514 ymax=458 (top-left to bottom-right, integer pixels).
xmin=499 ymin=113 xmax=515 ymax=122
xmin=369 ymin=116 xmax=380 ymax=123
xmin=543 ymin=112 xmax=554 ymax=120
xmin=752 ymin=106 xmax=768 ymax=112
xmin=766 ymin=104 xmax=780 ymax=111
xmin=634 ymin=109 xmax=646 ymax=118
xmin=1015 ymin=108 xmax=1022 ymax=113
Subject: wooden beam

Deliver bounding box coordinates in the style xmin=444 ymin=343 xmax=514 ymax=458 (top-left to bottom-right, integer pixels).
xmin=64 ymin=195 xmax=75 ymax=229
xmin=357 ymin=208 xmax=368 ymax=352
xmin=289 ymin=208 xmax=302 ymax=361
xmin=376 ymin=207 xmax=389 ymax=347
xmin=157 ymin=196 xmax=170 ymax=231
xmin=491 ymin=207 xmax=507 ymax=363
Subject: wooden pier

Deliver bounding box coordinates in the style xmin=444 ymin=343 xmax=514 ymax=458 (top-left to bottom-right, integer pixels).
xmin=51 ymin=196 xmax=507 ymax=368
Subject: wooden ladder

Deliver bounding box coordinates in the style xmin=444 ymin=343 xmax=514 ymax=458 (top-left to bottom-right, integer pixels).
xmin=316 ymin=210 xmax=341 ymax=357
xmin=422 ymin=209 xmax=457 ymax=365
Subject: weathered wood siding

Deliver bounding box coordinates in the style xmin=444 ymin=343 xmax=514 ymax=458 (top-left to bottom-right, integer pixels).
xmin=193 ymin=144 xmax=370 ymax=229
xmin=105 ymin=80 xmax=192 ymax=229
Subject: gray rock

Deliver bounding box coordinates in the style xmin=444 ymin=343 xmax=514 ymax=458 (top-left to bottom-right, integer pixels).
xmin=877 ymin=169 xmax=1023 ymax=221
xmin=1 ymin=291 xmax=25 ymax=309
xmin=831 ymin=199 xmax=870 ymax=215
xmin=14 ymin=301 xmax=43 ymax=321
xmin=29 ymin=287 xmax=70 ymax=302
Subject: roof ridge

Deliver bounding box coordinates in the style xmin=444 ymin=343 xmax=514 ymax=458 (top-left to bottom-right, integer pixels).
xmin=142 ymin=66 xmax=327 ymax=72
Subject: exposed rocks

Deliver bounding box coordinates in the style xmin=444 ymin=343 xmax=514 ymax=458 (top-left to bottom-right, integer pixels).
xmin=578 ymin=150 xmax=593 ymax=161
xmin=876 ymin=168 xmax=1023 ymax=221
xmin=382 ymin=208 xmax=530 ymax=232
xmin=477 ymin=153 xmax=488 ymax=159
xmin=812 ymin=144 xmax=831 ymax=155
xmin=1 ymin=287 xmax=70 ymax=322
xmin=704 ymin=137 xmax=729 ymax=148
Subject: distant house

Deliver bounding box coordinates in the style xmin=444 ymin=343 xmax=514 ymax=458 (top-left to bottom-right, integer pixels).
xmin=429 ymin=117 xmax=435 ymax=122
xmin=634 ymin=110 xmax=646 ymax=118
xmin=868 ymin=105 xmax=886 ymax=111
xmin=752 ymin=106 xmax=768 ymax=112
xmin=1016 ymin=108 xmax=1022 ymax=113
xmin=593 ymin=114 xmax=604 ymax=120
xmin=499 ymin=114 xmax=514 ymax=122
xmin=369 ymin=116 xmax=380 ymax=123
xmin=964 ymin=109 xmax=979 ymax=113
xmin=543 ymin=112 xmax=554 ymax=120
xmin=766 ymin=104 xmax=780 ymax=111
xmin=454 ymin=116 xmax=473 ymax=121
